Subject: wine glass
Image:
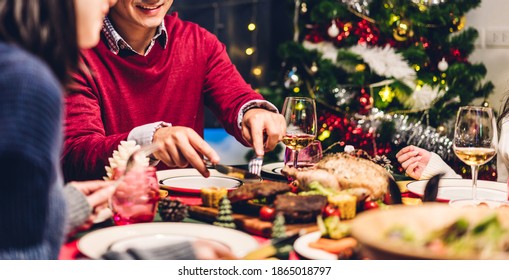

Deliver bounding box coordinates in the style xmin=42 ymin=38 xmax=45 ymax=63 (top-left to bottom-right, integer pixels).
xmin=284 ymin=139 xmax=322 ymax=169
xmin=281 ymin=97 xmax=317 ymax=169
xmin=451 ymin=106 xmax=498 ymax=206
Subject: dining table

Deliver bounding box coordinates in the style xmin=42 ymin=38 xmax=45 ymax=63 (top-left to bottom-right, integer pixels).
xmin=58 ymin=164 xmax=418 ymax=260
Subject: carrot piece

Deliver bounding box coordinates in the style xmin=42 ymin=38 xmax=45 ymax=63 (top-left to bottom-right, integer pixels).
xmin=309 ymin=237 xmax=358 ymax=254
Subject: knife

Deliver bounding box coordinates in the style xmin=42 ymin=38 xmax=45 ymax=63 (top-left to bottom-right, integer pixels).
xmin=387 ymin=177 xmax=403 ymax=204
xmin=205 ymin=160 xmax=262 ymax=181
xmin=422 ymin=173 xmax=444 ymax=202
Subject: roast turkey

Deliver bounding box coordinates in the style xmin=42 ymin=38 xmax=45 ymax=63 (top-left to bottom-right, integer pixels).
xmin=281 ymin=153 xmax=390 ymax=200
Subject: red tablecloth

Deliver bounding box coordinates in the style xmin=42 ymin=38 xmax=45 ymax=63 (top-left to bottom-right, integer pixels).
xmin=58 ymin=192 xmax=299 ymax=260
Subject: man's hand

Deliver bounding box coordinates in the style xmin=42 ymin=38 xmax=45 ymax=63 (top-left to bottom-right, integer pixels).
xmin=241 ymin=108 xmax=286 ymax=156
xmin=396 ymin=145 xmax=432 ymax=180
xmin=152 ymin=126 xmax=220 ymax=177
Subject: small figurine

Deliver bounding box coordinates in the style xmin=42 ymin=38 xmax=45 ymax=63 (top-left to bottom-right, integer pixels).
xmin=214 ymin=196 xmax=236 ymax=229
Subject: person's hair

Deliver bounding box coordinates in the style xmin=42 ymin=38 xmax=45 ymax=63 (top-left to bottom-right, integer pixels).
xmin=0 ymin=0 xmax=79 ymax=84
xmin=498 ymin=93 xmax=509 ymax=130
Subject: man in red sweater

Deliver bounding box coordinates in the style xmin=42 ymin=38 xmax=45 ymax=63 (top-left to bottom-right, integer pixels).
xmin=63 ymin=0 xmax=286 ymax=181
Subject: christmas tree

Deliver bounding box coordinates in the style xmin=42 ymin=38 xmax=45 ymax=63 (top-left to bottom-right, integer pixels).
xmin=271 ymin=213 xmax=287 ymax=238
xmin=262 ymin=0 xmax=494 ymax=174
xmin=214 ymin=196 xmax=236 ymax=229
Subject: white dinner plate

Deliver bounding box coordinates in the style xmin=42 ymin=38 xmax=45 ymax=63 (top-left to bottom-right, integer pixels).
xmin=78 ymin=222 xmax=258 ymax=259
xmin=261 ymin=162 xmax=286 ymax=179
xmin=406 ymin=178 xmax=507 ymax=202
xmin=157 ymin=168 xmax=243 ymax=194
xmin=293 ymin=231 xmax=337 ymax=260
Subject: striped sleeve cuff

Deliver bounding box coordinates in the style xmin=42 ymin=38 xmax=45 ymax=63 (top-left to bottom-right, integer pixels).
xmin=127 ymin=121 xmax=172 ymax=147
xmin=237 ymin=100 xmax=279 ymax=129
xmin=63 ymin=184 xmax=92 ymax=234
xmin=420 ymin=152 xmax=462 ymax=180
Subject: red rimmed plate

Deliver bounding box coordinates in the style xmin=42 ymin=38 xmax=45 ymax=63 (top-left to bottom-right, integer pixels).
xmin=406 ymin=178 xmax=507 ymax=202
xmin=157 ymin=168 xmax=242 ymax=194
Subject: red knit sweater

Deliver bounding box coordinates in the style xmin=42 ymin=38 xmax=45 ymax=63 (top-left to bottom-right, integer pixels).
xmin=63 ymin=13 xmax=262 ymax=181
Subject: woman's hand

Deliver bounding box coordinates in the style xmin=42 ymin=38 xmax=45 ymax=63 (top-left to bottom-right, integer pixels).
xmin=68 ymin=180 xmax=116 ymax=232
xmin=396 ymin=145 xmax=432 ymax=180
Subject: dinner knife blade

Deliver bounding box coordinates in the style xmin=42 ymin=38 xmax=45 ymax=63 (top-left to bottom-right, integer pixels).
xmin=387 ymin=177 xmax=403 ymax=204
xmin=422 ymin=173 xmax=444 ymax=202
xmin=206 ymin=161 xmax=262 ymax=181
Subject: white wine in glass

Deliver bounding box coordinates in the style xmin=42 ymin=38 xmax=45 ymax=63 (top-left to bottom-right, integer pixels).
xmin=281 ymin=97 xmax=317 ymax=169
xmin=452 ymin=106 xmax=497 ymax=205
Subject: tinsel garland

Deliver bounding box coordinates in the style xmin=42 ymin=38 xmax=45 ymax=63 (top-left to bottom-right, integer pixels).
xmin=352 ymin=109 xmax=453 ymax=161
xmin=389 ymin=114 xmax=453 ymax=161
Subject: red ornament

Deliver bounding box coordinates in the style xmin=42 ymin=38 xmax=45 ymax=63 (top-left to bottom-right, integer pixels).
xmin=358 ymin=90 xmax=372 ymax=115
xmin=354 ymin=20 xmax=380 ymax=45
xmin=304 ymin=25 xmax=325 ymax=43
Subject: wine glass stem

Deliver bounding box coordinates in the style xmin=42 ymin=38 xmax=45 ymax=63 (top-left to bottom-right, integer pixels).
xmin=293 ymin=149 xmax=300 ymax=169
xmin=471 ymin=164 xmax=479 ymax=202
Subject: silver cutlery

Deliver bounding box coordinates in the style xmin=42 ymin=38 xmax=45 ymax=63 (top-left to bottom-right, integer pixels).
xmin=248 ymin=156 xmax=264 ymax=176
xmin=205 ymin=159 xmax=262 ymax=181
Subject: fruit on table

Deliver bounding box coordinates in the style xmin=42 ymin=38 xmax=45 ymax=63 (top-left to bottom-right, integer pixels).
xmin=363 ymin=199 xmax=379 ymax=211
xmin=259 ymin=205 xmax=276 ymax=221
xmin=322 ymin=204 xmax=341 ymax=217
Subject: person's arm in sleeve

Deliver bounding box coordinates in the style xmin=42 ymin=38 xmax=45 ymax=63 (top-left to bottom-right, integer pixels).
xmin=201 ymin=29 xmax=285 ymax=155
xmin=397 ymin=145 xmax=461 ymax=180
xmin=62 ymin=63 xmax=128 ymax=181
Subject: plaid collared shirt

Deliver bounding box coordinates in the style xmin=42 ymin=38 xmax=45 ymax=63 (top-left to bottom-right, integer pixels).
xmin=102 ymin=16 xmax=168 ymax=56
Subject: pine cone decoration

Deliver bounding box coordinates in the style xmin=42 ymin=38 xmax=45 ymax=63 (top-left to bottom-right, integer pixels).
xmin=158 ymin=198 xmax=189 ymax=222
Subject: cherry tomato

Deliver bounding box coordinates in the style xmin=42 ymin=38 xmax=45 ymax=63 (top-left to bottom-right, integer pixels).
xmin=322 ymin=204 xmax=341 ymax=217
xmin=259 ymin=205 xmax=276 ymax=221
xmin=384 ymin=192 xmax=392 ymax=205
xmin=363 ymin=199 xmax=379 ymax=211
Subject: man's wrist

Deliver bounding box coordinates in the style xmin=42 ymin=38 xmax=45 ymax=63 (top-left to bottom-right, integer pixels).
xmin=151 ymin=121 xmax=172 ymax=143
xmin=237 ymin=100 xmax=279 ymax=129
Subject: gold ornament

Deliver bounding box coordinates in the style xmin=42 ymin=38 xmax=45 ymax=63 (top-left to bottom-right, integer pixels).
xmin=437 ymin=125 xmax=447 ymax=136
xmin=355 ymin=63 xmax=366 ymax=72
xmin=300 ymin=2 xmax=308 ymax=14
xmin=310 ymin=62 xmax=319 ymax=73
xmin=393 ymin=19 xmax=414 ymax=42
xmin=378 ymin=85 xmax=395 ymax=103
xmin=450 ymin=15 xmax=466 ymax=32
xmin=482 ymin=101 xmax=490 ymax=107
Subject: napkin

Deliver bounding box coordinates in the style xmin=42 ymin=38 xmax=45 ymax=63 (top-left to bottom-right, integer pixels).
xmin=101 ymin=241 xmax=196 ymax=260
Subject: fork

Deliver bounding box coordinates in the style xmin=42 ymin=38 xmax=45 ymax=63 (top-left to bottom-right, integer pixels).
xmin=248 ymin=156 xmax=264 ymax=176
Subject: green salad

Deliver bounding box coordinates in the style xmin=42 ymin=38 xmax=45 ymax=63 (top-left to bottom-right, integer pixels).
xmin=385 ymin=214 xmax=509 ymax=258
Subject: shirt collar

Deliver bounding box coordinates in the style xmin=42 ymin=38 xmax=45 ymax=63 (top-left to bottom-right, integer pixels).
xmin=102 ymin=16 xmax=168 ymax=56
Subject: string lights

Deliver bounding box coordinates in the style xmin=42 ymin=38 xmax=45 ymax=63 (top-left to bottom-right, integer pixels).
xmin=172 ymin=0 xmax=263 ymax=84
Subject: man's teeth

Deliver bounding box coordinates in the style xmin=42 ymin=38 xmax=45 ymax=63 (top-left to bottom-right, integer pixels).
xmin=138 ymin=5 xmax=160 ymax=10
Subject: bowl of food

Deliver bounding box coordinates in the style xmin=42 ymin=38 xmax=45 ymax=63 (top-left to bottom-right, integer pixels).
xmin=350 ymin=203 xmax=509 ymax=259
